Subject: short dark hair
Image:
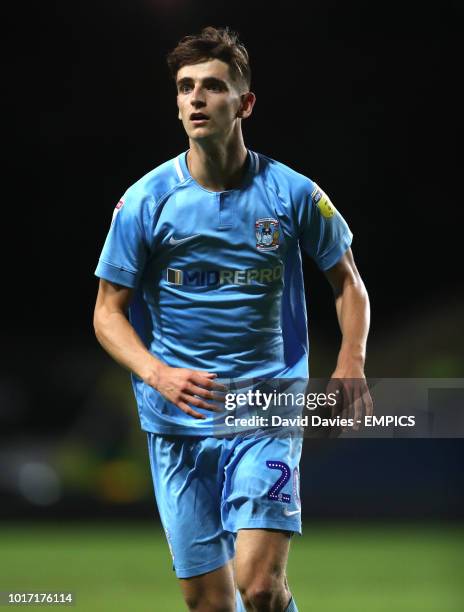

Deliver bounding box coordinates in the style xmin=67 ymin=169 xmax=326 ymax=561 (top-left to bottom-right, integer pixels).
xmin=167 ymin=26 xmax=251 ymax=90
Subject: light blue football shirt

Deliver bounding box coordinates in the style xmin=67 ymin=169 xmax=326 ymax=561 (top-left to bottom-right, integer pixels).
xmin=95 ymin=150 xmax=352 ymax=435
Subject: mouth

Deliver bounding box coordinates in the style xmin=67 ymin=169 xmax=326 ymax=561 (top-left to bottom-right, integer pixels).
xmin=190 ymin=112 xmax=210 ymax=124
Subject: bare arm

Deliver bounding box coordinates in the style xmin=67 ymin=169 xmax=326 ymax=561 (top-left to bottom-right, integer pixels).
xmin=93 ymin=279 xmax=222 ymax=419
xmin=323 ymin=248 xmax=373 ymax=426
xmin=324 ymin=248 xmax=370 ymax=377
xmin=93 ymin=279 xmax=155 ymax=379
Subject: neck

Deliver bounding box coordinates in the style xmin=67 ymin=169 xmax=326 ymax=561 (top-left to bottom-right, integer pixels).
xmin=187 ymin=131 xmax=248 ymax=191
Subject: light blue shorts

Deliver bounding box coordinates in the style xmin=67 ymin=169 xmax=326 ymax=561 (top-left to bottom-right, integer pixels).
xmin=146 ymin=431 xmax=302 ymax=578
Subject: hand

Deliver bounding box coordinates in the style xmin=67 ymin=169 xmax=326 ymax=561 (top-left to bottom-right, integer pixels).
xmin=327 ymin=365 xmax=374 ymax=433
xmin=146 ymin=364 xmax=225 ymax=419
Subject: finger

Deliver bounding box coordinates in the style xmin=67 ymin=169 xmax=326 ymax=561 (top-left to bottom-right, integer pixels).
xmin=192 ymin=371 xmax=218 ymax=382
xmin=334 ymin=379 xmax=346 ymax=410
xmin=332 ymin=389 xmax=345 ymax=420
xmin=341 ymin=406 xmax=350 ymax=432
xmin=352 ymin=395 xmax=363 ymax=431
xmin=210 ymin=391 xmax=226 ymax=403
xmin=181 ymin=394 xmax=222 ymax=412
xmin=187 ymin=383 xmax=224 ymax=402
xmin=177 ymin=401 xmax=205 ymax=420
xmin=327 ymin=379 xmax=343 ymax=418
xmin=341 ymin=382 xmax=354 ymax=432
xmin=192 ymin=372 xmax=227 ymax=392
xmin=363 ymin=389 xmax=374 ymax=417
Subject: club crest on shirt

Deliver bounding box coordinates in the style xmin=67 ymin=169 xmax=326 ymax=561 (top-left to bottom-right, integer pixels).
xmin=255 ymin=217 xmax=280 ymax=251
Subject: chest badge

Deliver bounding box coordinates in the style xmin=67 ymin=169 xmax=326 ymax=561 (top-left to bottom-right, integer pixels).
xmin=255 ymin=217 xmax=280 ymax=251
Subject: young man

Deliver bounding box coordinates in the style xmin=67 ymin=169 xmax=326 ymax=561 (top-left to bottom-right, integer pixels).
xmin=94 ymin=27 xmax=371 ymax=612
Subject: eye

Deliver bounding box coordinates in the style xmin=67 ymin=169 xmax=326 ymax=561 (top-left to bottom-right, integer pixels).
xmin=206 ymin=81 xmax=226 ymax=92
xmin=178 ymin=83 xmax=192 ymax=94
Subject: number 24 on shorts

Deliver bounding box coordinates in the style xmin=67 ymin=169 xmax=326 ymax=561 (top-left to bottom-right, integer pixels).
xmin=266 ymin=461 xmax=300 ymax=506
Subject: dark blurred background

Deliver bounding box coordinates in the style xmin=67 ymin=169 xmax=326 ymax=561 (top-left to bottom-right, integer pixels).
xmin=2 ymin=0 xmax=463 ymax=521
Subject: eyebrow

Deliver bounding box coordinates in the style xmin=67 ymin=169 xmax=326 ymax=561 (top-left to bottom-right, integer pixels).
xmin=176 ymin=76 xmax=228 ymax=89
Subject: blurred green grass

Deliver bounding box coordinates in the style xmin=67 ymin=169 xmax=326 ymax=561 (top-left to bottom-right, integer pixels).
xmin=1 ymin=523 xmax=463 ymax=611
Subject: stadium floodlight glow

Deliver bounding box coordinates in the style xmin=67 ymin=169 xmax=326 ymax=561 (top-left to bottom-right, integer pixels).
xmin=18 ymin=462 xmax=61 ymax=506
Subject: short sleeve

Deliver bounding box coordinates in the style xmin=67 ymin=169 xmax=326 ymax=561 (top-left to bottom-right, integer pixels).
xmin=298 ymin=182 xmax=353 ymax=271
xmin=95 ymin=189 xmax=155 ymax=288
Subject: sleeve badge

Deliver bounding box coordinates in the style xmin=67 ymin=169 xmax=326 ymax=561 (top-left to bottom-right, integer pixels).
xmin=111 ymin=198 xmax=125 ymax=223
xmin=311 ymin=186 xmax=336 ymax=219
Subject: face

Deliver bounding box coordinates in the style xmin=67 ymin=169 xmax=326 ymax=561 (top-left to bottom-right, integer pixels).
xmin=176 ymin=59 xmax=254 ymax=142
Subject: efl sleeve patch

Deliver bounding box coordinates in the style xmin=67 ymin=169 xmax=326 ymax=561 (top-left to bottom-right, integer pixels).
xmin=311 ymin=185 xmax=336 ymax=218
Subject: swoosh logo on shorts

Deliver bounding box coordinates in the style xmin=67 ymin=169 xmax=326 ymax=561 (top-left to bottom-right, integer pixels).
xmin=283 ymin=508 xmax=301 ymax=517
xmin=169 ymin=234 xmax=201 ymax=246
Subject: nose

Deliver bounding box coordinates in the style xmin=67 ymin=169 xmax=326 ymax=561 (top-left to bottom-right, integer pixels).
xmin=190 ymin=84 xmax=206 ymax=108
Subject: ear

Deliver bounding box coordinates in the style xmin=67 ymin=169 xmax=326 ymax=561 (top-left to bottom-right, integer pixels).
xmin=237 ymin=92 xmax=256 ymax=119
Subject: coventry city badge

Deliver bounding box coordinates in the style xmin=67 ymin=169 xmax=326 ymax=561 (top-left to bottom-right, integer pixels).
xmin=255 ymin=217 xmax=280 ymax=251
